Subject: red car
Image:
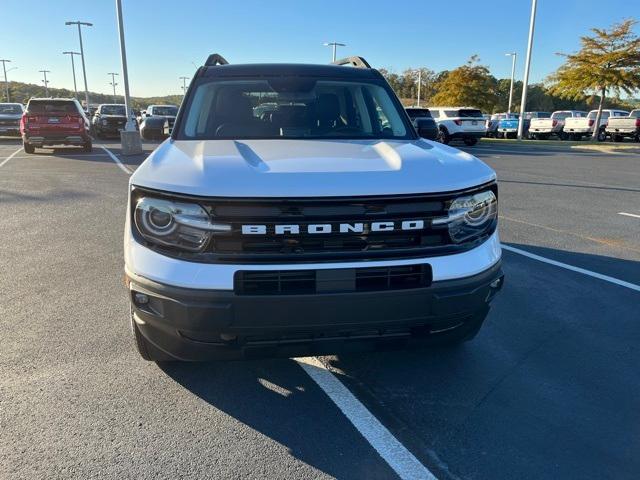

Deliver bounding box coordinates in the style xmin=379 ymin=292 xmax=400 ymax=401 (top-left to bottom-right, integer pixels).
xmin=20 ymin=98 xmax=92 ymax=154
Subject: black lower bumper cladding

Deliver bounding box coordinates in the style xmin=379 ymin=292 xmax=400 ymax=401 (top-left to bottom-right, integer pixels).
xmin=128 ymin=261 xmax=503 ymax=360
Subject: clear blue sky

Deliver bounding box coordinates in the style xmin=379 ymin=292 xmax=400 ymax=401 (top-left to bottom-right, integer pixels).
xmin=1 ymin=0 xmax=637 ymax=97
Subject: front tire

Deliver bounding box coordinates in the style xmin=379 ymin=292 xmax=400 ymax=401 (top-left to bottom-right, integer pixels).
xmin=131 ymin=307 xmax=174 ymax=362
xmin=23 ymin=142 xmax=35 ymax=154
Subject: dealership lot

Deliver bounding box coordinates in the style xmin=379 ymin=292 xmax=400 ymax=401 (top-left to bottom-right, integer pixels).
xmin=1 ymin=139 xmax=639 ymax=479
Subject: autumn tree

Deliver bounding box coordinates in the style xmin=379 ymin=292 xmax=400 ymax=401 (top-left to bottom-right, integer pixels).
xmin=547 ymin=19 xmax=640 ymax=140
xmin=430 ymin=56 xmax=498 ymax=112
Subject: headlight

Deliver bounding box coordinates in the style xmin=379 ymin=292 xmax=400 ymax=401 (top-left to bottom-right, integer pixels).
xmin=433 ymin=190 xmax=497 ymax=243
xmin=133 ymin=197 xmax=230 ymax=252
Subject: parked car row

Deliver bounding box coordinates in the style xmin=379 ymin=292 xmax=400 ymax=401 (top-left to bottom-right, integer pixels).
xmin=490 ymin=109 xmax=638 ymax=142
xmin=0 ymin=99 xmax=180 ymax=152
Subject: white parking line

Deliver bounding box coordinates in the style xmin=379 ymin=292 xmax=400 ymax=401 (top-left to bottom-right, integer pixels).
xmin=101 ymin=145 xmax=133 ymax=174
xmin=296 ymin=356 xmax=437 ymax=480
xmin=618 ymin=212 xmax=640 ymax=219
xmin=502 ymin=244 xmax=640 ymax=293
xmin=0 ymin=146 xmax=23 ymax=168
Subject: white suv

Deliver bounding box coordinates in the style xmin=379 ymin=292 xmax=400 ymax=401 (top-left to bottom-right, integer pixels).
xmin=124 ymin=55 xmax=504 ymax=361
xmin=429 ymin=107 xmax=487 ymax=146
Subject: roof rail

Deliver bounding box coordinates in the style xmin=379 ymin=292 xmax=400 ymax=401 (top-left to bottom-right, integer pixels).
xmin=332 ymin=56 xmax=371 ymax=69
xmin=204 ymin=53 xmax=229 ymax=66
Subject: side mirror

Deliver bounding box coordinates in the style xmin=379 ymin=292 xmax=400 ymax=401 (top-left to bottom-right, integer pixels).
xmin=416 ymin=119 xmax=437 ymax=141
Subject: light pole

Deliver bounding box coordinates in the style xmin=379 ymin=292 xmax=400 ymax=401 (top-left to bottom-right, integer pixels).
xmin=505 ymin=52 xmax=517 ymax=115
xmin=39 ymin=70 xmax=51 ymax=96
xmin=65 ymin=20 xmax=92 ymax=110
xmin=115 ymin=0 xmax=142 ymax=154
xmin=323 ymin=42 xmax=346 ymax=62
xmin=62 ymin=52 xmax=81 ymax=99
xmin=108 ymin=72 xmax=119 ymax=102
xmin=517 ymin=0 xmax=537 ymax=140
xmin=179 ymin=76 xmax=189 ymax=97
xmin=0 ymin=59 xmax=10 ymax=102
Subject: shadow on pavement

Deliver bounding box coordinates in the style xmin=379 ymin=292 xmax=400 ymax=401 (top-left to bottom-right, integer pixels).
xmin=324 ymin=245 xmax=640 ymax=480
xmin=159 ymin=359 xmax=395 ymax=479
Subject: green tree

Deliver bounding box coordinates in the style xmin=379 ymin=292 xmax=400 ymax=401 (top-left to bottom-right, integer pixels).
xmin=430 ymin=56 xmax=498 ymax=112
xmin=547 ymin=19 xmax=640 ymax=140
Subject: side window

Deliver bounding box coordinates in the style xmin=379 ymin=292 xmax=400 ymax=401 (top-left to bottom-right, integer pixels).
xmin=431 ymin=109 xmax=439 ymax=118
xmin=614 ymin=111 xmax=626 ymax=116
xmin=600 ymin=111 xmax=610 ymax=119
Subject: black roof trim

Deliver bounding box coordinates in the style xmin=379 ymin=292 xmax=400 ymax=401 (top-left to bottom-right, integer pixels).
xmin=332 ymin=56 xmax=371 ymax=68
xmin=204 ymin=54 xmax=229 ymax=66
xmin=201 ymin=63 xmax=381 ymax=79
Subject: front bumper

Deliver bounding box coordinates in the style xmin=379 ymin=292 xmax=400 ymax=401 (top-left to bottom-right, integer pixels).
xmin=128 ymin=260 xmax=503 ymax=360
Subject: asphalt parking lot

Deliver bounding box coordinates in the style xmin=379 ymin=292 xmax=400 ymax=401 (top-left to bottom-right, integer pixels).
xmin=1 ymin=137 xmax=639 ymax=479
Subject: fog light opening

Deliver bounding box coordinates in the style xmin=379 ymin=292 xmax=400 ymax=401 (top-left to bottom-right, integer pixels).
xmin=134 ymin=292 xmax=149 ymax=305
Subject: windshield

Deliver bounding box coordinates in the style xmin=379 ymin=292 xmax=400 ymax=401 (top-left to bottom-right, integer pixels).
xmin=151 ymin=106 xmax=178 ymax=116
xmin=100 ymin=105 xmax=126 ymax=115
xmin=179 ymin=78 xmax=411 ymax=140
xmin=0 ymin=104 xmax=23 ymax=114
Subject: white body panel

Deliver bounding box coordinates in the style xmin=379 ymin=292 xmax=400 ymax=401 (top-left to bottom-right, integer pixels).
xmin=130 ymin=138 xmax=496 ymax=197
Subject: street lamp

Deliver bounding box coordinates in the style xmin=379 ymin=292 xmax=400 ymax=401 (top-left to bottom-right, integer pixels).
xmin=179 ymin=76 xmax=189 ymax=97
xmin=62 ymin=52 xmax=81 ymax=99
xmin=505 ymin=52 xmax=517 ymax=114
xmin=517 ymin=0 xmax=537 ymax=140
xmin=416 ymin=69 xmax=423 ymax=107
xmin=0 ymin=59 xmax=11 ymax=102
xmin=323 ymin=42 xmax=346 ymax=63
xmin=108 ymin=72 xmax=119 ymax=103
xmin=65 ymin=20 xmax=93 ymax=110
xmin=39 ymin=70 xmax=51 ymax=96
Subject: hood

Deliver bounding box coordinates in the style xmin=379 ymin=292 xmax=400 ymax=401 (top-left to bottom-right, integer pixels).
xmin=130 ymin=138 xmax=496 ymax=197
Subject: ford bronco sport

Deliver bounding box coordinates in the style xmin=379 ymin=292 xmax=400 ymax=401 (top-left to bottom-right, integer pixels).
xmin=124 ymin=54 xmax=504 ymax=361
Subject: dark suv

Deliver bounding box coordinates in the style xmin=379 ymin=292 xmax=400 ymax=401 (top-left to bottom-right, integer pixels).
xmin=20 ymin=98 xmax=92 ymax=153
xmin=92 ymin=104 xmax=129 ymax=138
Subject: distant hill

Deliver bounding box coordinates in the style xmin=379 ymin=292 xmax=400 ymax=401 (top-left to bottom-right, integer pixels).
xmin=3 ymin=81 xmax=182 ymax=110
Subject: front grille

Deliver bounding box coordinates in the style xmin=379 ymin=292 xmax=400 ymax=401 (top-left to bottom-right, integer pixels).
xmin=105 ymin=118 xmax=126 ymax=127
xmin=132 ymin=183 xmax=497 ymax=263
xmin=235 ymin=264 xmax=431 ymax=295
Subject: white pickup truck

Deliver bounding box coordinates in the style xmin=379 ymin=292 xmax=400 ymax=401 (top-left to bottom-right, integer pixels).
xmin=564 ymin=109 xmax=629 ymax=141
xmin=605 ymin=109 xmax=640 ymax=142
xmin=529 ymin=110 xmax=587 ymax=140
